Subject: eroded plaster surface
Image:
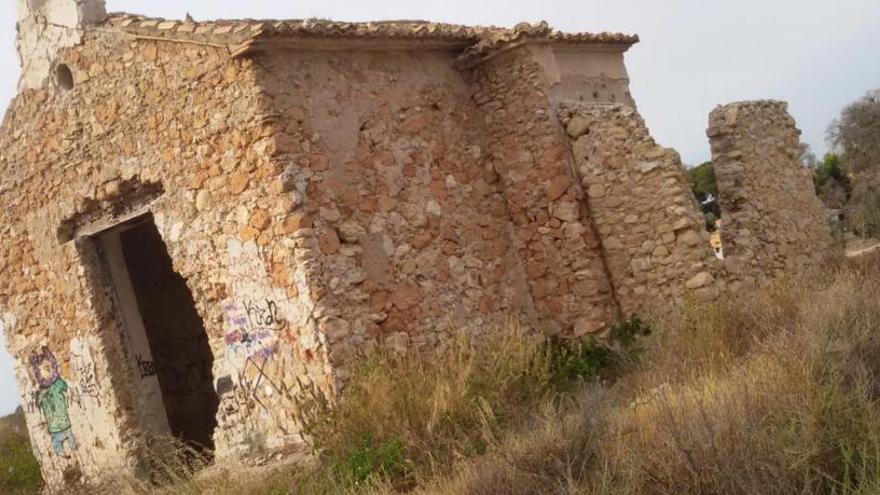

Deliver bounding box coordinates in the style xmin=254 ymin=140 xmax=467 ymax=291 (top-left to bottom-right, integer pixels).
xmin=16 ymin=0 xmax=107 ymax=90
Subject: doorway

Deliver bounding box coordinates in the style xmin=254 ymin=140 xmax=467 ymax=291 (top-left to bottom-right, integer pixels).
xmin=95 ymin=214 xmax=219 ymax=452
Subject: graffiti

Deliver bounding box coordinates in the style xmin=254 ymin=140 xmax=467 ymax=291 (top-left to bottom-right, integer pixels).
xmin=69 ymin=337 xmax=102 ymax=408
xmin=71 ymin=355 xmax=100 ymax=404
xmin=135 ymin=354 xmax=157 ymax=378
xmin=223 ymin=299 xmax=280 ymax=372
xmin=244 ymin=299 xmax=288 ymax=331
xmin=28 ymin=347 xmax=77 ymax=456
xmin=219 ymin=239 xmax=312 ymax=435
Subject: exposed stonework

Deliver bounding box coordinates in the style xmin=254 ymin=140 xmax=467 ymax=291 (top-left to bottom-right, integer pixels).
xmin=708 ymin=100 xmax=834 ymax=285
xmin=560 ymin=103 xmax=721 ymax=316
xmin=468 ymin=44 xmax=620 ymax=337
xmin=0 ymin=4 xmax=837 ymax=492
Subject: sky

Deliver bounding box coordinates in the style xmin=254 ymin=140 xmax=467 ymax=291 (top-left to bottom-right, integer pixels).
xmin=0 ymin=0 xmax=878 ymax=415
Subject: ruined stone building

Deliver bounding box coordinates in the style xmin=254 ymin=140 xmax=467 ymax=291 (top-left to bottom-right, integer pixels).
xmin=0 ymin=0 xmax=833 ymax=489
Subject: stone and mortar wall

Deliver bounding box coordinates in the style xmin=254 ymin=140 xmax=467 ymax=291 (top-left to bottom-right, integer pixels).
xmin=255 ymin=48 xmax=535 ymax=381
xmin=0 ymin=29 xmax=334 ymax=487
xmin=560 ymin=102 xmax=721 ymax=316
xmin=708 ymin=100 xmax=834 ymax=285
xmin=0 ymin=18 xmax=842 ymax=491
xmin=466 ymin=44 xmax=620 ymax=337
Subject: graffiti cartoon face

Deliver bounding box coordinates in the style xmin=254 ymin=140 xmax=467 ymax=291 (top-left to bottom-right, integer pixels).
xmin=28 ymin=347 xmax=76 ymax=455
xmin=30 ymin=347 xmax=60 ymax=389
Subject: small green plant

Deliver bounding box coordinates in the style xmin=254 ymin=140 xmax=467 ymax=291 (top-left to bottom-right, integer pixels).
xmin=0 ymin=409 xmax=43 ymax=494
xmin=544 ymin=317 xmax=652 ymax=388
xmin=0 ymin=436 xmax=43 ymax=493
xmin=336 ymin=435 xmax=409 ymax=485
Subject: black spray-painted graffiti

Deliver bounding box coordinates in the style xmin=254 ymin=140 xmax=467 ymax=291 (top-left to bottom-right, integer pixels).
xmin=135 ymin=354 xmax=157 ymax=378
xmin=69 ymin=353 xmax=100 ymax=408
xmin=223 ymin=298 xmax=288 ymax=369
xmin=28 ymin=347 xmax=77 ymax=456
xmin=244 ymin=299 xmax=288 ymax=331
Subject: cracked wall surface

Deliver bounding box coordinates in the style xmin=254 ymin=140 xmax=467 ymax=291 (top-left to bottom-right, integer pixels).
xmin=16 ymin=0 xmax=107 ymax=90
xmin=466 ymin=44 xmax=621 ymax=337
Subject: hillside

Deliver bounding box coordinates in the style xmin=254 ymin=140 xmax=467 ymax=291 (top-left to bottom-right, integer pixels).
xmin=55 ymin=253 xmax=878 ymax=494
xmin=0 ymin=407 xmax=42 ymax=494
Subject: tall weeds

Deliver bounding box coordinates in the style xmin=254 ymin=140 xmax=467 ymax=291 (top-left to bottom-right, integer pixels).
xmin=102 ymin=255 xmax=880 ymax=494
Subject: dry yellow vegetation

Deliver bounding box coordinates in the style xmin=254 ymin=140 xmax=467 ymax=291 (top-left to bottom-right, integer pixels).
xmin=43 ymin=255 xmax=880 ymax=494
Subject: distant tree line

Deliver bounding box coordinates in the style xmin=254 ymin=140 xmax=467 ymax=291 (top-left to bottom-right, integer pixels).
xmin=822 ymin=89 xmax=880 ymax=237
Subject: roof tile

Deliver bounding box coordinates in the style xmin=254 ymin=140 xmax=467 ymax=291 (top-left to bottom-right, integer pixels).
xmin=102 ymin=13 xmax=637 ymax=64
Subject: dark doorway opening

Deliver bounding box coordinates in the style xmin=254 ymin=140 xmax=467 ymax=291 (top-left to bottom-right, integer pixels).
xmin=114 ymin=215 xmax=219 ymax=452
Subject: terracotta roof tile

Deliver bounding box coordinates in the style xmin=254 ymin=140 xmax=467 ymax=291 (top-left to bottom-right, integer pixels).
xmin=102 ymin=13 xmax=637 ymax=64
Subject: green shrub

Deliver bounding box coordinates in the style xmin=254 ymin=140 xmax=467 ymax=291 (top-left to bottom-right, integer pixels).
xmin=337 ymin=435 xmax=409 ymax=485
xmin=0 ymin=409 xmax=43 ymax=494
xmin=544 ymin=317 xmax=651 ymax=388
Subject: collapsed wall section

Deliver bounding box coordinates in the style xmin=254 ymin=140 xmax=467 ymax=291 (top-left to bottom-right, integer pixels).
xmin=708 ymin=100 xmax=834 ymax=284
xmin=466 ymin=45 xmax=619 ymax=337
xmin=560 ymin=102 xmax=720 ymax=316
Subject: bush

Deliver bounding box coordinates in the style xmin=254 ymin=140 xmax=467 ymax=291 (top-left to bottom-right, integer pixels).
xmin=855 ymin=190 xmax=880 ymax=239
xmin=103 ymin=257 xmax=880 ymax=495
xmin=294 ymin=320 xmax=649 ymax=491
xmin=0 ymin=408 xmax=43 ymax=494
xmin=427 ymin=258 xmax=880 ymax=494
xmin=544 ymin=317 xmax=651 ymax=388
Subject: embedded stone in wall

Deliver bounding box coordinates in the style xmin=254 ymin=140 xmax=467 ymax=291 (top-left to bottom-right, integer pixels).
xmin=708 ymin=100 xmax=834 ymax=284
xmin=560 ymin=102 xmax=721 ymax=316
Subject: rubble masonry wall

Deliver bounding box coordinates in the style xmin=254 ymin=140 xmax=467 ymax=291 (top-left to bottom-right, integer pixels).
xmin=467 ymin=44 xmax=621 ymax=337
xmin=0 ymin=31 xmax=334 ymax=486
xmin=560 ymin=102 xmax=721 ymax=317
xmin=708 ymin=100 xmax=834 ymax=286
xmin=256 ymin=47 xmax=536 ymax=379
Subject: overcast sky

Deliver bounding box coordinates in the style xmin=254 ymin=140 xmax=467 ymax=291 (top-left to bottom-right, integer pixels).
xmin=0 ymin=0 xmax=878 ymax=415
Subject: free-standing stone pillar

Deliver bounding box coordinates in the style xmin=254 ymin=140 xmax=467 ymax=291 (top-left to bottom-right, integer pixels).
xmin=708 ymin=100 xmax=834 ymax=285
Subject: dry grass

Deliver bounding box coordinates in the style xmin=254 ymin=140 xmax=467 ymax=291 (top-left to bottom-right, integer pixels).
xmin=427 ymin=255 xmax=880 ymax=495
xmin=60 ymin=254 xmax=880 ymax=494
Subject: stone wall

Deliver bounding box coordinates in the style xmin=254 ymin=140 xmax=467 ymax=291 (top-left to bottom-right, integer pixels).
xmin=467 ymin=45 xmax=620 ymax=337
xmin=560 ymin=102 xmax=720 ymax=316
xmin=0 ymin=12 xmax=842 ymax=491
xmin=255 ymin=47 xmax=534 ymax=379
xmin=0 ymin=30 xmax=332 ymax=486
xmin=16 ymin=0 xmax=107 ymax=90
xmin=708 ymin=100 xmax=834 ymax=285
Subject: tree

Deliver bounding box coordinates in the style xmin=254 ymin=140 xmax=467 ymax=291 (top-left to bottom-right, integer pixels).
xmin=800 ymin=142 xmax=818 ymax=168
xmin=827 ymin=89 xmax=880 ymax=173
xmin=813 ymin=153 xmax=850 ymax=209
xmin=688 ymin=161 xmax=720 ymax=229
